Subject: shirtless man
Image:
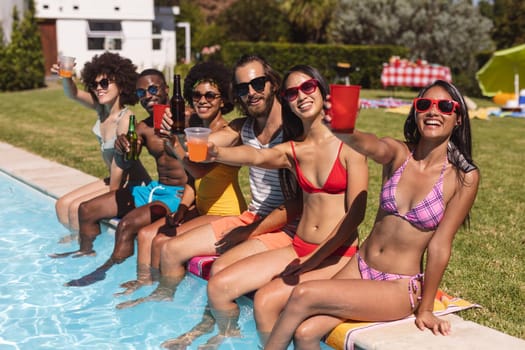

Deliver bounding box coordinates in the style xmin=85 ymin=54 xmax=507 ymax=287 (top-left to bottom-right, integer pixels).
xmin=51 ymin=69 xmax=192 ymax=287
xmin=115 ymin=55 xmax=299 ymax=311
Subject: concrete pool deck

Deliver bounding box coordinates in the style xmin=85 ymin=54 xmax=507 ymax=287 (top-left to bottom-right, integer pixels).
xmin=0 ymin=141 xmax=98 ymax=199
xmin=1 ymin=140 xmax=524 ymax=350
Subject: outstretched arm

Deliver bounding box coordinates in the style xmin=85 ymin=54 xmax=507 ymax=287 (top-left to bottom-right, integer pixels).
xmin=415 ymin=169 xmax=480 ymax=335
xmin=342 ymin=130 xmax=403 ymax=165
xmin=208 ymin=141 xmax=291 ymax=169
xmin=51 ymin=62 xmax=97 ymax=110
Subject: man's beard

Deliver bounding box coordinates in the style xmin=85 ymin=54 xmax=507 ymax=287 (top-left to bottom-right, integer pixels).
xmin=243 ymin=89 xmax=275 ymax=119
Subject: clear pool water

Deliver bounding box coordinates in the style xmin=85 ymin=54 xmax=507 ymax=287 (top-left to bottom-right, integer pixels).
xmin=0 ymin=171 xmax=258 ymax=350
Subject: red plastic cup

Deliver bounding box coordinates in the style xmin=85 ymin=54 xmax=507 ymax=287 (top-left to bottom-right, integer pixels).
xmin=153 ymin=104 xmax=169 ymax=135
xmin=329 ymin=84 xmax=361 ymax=133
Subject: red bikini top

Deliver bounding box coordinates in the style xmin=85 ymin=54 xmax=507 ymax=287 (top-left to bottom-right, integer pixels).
xmin=291 ymin=141 xmax=347 ymax=194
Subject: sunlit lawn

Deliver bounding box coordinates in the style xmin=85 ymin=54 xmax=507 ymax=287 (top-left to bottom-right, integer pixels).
xmin=0 ymin=80 xmax=523 ymax=340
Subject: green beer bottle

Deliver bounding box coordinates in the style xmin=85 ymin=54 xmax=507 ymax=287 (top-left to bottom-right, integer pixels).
xmin=125 ymin=114 xmax=139 ymax=161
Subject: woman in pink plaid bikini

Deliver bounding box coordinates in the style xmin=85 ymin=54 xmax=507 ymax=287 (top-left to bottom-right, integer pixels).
xmin=263 ymin=80 xmax=480 ymax=350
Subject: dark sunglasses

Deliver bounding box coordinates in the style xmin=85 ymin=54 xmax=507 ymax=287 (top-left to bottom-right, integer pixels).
xmin=136 ymin=85 xmax=160 ymax=98
xmin=88 ymin=78 xmax=112 ymax=90
xmin=233 ymin=76 xmax=267 ymax=97
xmin=281 ymin=79 xmax=319 ymax=102
xmin=414 ymin=98 xmax=459 ymax=115
xmin=192 ymin=91 xmax=221 ymax=103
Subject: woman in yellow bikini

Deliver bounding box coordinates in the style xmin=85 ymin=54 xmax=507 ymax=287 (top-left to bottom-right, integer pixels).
xmin=115 ymin=61 xmax=247 ymax=298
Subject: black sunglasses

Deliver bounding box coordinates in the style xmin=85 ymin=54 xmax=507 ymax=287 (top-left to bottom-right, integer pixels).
xmin=136 ymin=85 xmax=160 ymax=98
xmin=281 ymin=79 xmax=319 ymax=102
xmin=233 ymin=76 xmax=267 ymax=97
xmin=88 ymin=78 xmax=112 ymax=90
xmin=414 ymin=98 xmax=458 ymax=115
xmin=192 ymin=91 xmax=221 ymax=103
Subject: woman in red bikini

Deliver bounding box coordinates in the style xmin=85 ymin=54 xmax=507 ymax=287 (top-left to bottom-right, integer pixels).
xmin=192 ymin=65 xmax=368 ymax=349
xmin=264 ymin=79 xmax=480 ymax=350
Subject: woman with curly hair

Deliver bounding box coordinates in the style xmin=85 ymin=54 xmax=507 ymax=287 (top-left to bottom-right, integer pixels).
xmin=114 ymin=61 xmax=247 ymax=300
xmin=51 ymin=52 xmax=150 ymax=239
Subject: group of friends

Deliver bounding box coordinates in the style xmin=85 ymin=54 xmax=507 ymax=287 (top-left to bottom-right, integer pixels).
xmin=49 ymin=51 xmax=479 ymax=350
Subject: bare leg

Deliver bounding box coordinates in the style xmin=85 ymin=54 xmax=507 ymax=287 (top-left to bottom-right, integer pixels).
xmin=200 ymin=244 xmax=296 ymax=349
xmin=264 ymin=259 xmax=417 ymax=349
xmin=161 ymin=306 xmax=216 ymax=350
xmin=114 ymin=263 xmax=154 ymax=297
xmin=64 ymin=201 xmax=168 ymax=286
xmin=255 ymin=255 xmax=353 ymax=347
xmin=115 ymin=219 xmax=167 ymax=296
xmin=198 ymin=308 xmax=241 ymax=350
xmin=65 ymin=257 xmax=116 ymax=287
xmin=55 ymin=179 xmax=108 ymax=233
xmin=50 ymin=191 xmax=119 ymax=258
xmin=117 ymin=223 xmax=218 ymax=309
xmin=115 ymin=274 xmax=184 ymax=309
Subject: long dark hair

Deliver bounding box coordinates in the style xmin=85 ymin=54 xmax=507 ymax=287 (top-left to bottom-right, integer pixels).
xmin=278 ymin=65 xmax=330 ymax=200
xmin=405 ymin=80 xmax=478 ymax=227
xmin=280 ymin=64 xmax=329 ymax=141
xmin=404 ymin=80 xmax=477 ymax=175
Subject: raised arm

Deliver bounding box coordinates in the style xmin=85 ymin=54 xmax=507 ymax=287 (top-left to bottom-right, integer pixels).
xmin=415 ymin=168 xmax=480 ymax=335
xmin=50 ymin=62 xmax=97 ymax=110
xmin=341 ymin=130 xmax=403 ymax=165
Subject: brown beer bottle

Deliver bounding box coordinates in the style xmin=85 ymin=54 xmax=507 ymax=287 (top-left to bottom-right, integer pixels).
xmin=170 ymin=74 xmax=185 ymax=134
xmin=125 ymin=114 xmax=139 ymax=161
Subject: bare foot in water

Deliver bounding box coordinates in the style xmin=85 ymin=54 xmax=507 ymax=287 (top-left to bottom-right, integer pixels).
xmin=115 ymin=285 xmax=174 ymax=309
xmin=161 ymin=309 xmax=216 ymax=349
xmin=197 ymin=330 xmax=241 ymax=350
xmin=48 ymin=249 xmax=96 ymax=259
xmin=114 ymin=278 xmax=154 ymax=297
xmin=58 ymin=233 xmax=79 ymax=244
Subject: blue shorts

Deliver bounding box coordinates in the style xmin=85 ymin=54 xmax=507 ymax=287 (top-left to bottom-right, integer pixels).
xmin=131 ymin=181 xmax=184 ymax=212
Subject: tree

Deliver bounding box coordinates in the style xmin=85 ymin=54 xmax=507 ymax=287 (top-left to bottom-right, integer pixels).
xmin=1 ymin=0 xmax=45 ymax=91
xmin=278 ymin=0 xmax=338 ymax=43
xmin=491 ymin=0 xmax=525 ymax=49
xmin=329 ymin=0 xmax=493 ymax=94
xmin=216 ymin=0 xmax=292 ymax=42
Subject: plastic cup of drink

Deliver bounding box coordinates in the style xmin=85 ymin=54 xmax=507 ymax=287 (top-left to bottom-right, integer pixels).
xmin=329 ymin=84 xmax=361 ymax=133
xmin=184 ymin=127 xmax=211 ymax=162
xmin=153 ymin=104 xmax=169 ymax=135
xmin=59 ymin=56 xmax=75 ymax=78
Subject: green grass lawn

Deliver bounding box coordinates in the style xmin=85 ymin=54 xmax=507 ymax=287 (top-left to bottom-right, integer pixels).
xmin=0 ymin=81 xmax=523 ymax=340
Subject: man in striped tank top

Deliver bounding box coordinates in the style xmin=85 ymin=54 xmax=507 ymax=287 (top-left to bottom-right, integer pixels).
xmin=117 ymin=56 xmax=299 ymax=321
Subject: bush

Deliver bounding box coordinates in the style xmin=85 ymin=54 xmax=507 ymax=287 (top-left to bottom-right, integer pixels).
xmin=218 ymin=42 xmax=409 ymax=89
xmin=0 ymin=0 xmax=45 ymax=92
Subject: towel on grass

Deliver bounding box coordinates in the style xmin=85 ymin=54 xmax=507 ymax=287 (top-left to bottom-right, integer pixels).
xmin=325 ymin=289 xmax=480 ymax=350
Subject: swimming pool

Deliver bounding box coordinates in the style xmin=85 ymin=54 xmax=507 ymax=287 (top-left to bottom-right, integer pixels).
xmin=0 ymin=171 xmax=258 ymax=350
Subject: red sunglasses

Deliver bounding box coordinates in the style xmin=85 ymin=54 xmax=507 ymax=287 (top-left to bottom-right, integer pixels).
xmin=414 ymin=98 xmax=459 ymax=115
xmin=281 ymin=79 xmax=319 ymax=102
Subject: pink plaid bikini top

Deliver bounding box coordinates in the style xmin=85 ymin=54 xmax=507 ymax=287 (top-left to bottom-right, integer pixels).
xmin=380 ymin=152 xmax=447 ymax=231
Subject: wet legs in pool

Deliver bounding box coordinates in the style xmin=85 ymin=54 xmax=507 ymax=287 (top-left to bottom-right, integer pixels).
xmin=160 ymin=306 xmax=216 ymax=350
xmin=115 ymin=274 xmax=183 ymax=309
xmin=49 ymin=190 xmax=120 ymax=258
xmin=64 ymin=202 xmax=169 ymax=286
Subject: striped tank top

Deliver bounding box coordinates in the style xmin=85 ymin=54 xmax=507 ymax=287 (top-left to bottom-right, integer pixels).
xmin=240 ymin=118 xmax=285 ymax=217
